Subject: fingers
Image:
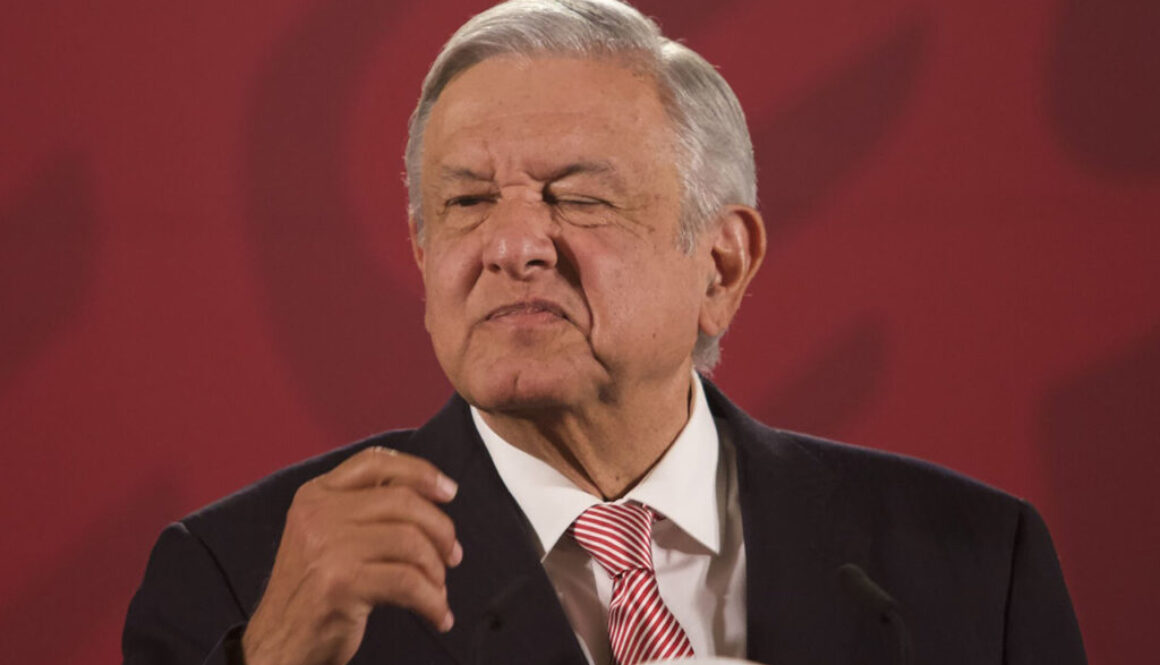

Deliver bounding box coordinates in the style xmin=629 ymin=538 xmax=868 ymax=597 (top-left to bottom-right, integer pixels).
xmin=321 ymin=446 xmax=458 ymax=502
xmin=361 ymin=562 xmax=455 ymax=632
xmin=336 ymin=485 xmax=462 ymax=567
xmin=300 ymin=449 xmax=461 ymax=567
xmin=326 ymin=520 xmax=452 ymax=588
xmin=312 ymin=522 xmax=455 ymax=630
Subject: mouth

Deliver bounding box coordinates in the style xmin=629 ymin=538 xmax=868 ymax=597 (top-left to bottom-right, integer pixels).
xmin=485 ymin=299 xmax=569 ymax=322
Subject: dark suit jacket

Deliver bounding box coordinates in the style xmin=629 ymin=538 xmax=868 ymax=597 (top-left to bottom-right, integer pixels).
xmin=123 ymin=383 xmax=1085 ymax=664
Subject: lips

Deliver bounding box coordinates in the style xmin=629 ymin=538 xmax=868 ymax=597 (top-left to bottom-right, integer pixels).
xmin=485 ymin=299 xmax=569 ymax=322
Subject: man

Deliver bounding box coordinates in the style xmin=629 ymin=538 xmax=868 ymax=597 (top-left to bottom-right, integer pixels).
xmin=123 ymin=1 xmax=1086 ymax=664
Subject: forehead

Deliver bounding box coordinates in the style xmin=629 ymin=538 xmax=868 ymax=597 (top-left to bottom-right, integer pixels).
xmin=422 ymin=55 xmax=677 ymax=178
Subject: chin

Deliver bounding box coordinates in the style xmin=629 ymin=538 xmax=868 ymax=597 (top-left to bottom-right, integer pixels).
xmin=455 ymin=358 xmax=598 ymax=414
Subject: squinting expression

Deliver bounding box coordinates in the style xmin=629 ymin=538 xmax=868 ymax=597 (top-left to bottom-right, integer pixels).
xmin=413 ymin=56 xmax=715 ymax=413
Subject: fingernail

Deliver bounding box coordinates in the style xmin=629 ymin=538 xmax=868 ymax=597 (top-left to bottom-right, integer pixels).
xmin=448 ymin=541 xmax=463 ymax=567
xmin=439 ymin=611 xmax=455 ymax=633
xmin=436 ymin=474 xmax=458 ymax=500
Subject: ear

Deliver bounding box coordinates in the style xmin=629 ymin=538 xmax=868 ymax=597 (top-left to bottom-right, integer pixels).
xmin=408 ymin=217 xmax=426 ymax=274
xmin=699 ymin=204 xmax=766 ymax=338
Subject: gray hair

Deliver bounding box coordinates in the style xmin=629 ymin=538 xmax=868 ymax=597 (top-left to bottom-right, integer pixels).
xmin=404 ymin=0 xmax=757 ymax=371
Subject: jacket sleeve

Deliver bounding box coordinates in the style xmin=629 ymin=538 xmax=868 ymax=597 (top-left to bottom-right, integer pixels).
xmin=1003 ymin=501 xmax=1086 ymax=664
xmin=123 ymin=522 xmax=249 ymax=665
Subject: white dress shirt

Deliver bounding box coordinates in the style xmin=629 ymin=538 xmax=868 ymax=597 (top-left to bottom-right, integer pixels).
xmin=471 ymin=375 xmax=747 ymax=664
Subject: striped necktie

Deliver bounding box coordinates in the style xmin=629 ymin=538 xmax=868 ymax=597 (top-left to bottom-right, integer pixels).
xmin=570 ymin=501 xmax=695 ymax=665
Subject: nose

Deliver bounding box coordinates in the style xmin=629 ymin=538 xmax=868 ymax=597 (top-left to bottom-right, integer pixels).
xmin=481 ymin=200 xmax=558 ymax=279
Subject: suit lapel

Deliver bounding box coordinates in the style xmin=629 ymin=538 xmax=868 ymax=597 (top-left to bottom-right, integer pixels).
xmin=705 ymin=382 xmax=880 ymax=665
xmin=403 ymin=396 xmax=589 ymax=665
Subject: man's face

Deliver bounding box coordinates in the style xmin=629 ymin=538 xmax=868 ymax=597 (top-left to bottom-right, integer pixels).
xmin=414 ymin=55 xmax=715 ymax=412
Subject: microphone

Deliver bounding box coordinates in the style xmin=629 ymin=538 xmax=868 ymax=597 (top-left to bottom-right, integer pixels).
xmin=836 ymin=563 xmax=913 ymax=665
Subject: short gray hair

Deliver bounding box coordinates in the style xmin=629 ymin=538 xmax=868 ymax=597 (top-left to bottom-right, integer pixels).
xmin=404 ymin=0 xmax=756 ymax=371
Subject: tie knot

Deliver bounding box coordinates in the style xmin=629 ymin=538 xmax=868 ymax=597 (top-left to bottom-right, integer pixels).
xmin=570 ymin=501 xmax=657 ymax=577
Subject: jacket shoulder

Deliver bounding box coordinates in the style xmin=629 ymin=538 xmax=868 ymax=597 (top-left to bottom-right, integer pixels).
xmin=704 ymin=378 xmax=1028 ymax=556
xmin=783 ymin=428 xmax=1020 ymax=511
xmin=703 ymin=374 xmax=1023 ymax=516
xmin=188 ymin=429 xmax=416 ymax=528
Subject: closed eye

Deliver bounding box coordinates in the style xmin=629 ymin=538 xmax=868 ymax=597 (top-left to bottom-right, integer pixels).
xmin=446 ymin=194 xmax=495 ymax=208
xmin=543 ymin=191 xmax=609 ymax=207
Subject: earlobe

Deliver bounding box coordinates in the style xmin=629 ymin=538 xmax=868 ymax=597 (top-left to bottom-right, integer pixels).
xmin=699 ymin=205 xmax=766 ymax=337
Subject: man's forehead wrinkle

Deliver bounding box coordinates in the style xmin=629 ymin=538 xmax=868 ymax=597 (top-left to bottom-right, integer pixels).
xmin=435 ymin=154 xmax=628 ymax=190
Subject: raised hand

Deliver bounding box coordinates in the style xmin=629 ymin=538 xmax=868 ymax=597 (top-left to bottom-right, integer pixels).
xmin=242 ymin=446 xmax=462 ymax=665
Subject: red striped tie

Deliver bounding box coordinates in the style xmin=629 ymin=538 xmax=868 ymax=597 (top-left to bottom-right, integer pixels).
xmin=570 ymin=502 xmax=695 ymax=665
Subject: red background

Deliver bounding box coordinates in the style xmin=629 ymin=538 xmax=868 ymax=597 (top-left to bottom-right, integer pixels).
xmin=2 ymin=0 xmax=1157 ymax=663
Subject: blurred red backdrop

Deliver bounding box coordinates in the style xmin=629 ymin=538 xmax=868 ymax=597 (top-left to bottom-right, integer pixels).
xmin=1 ymin=1 xmax=1157 ymax=663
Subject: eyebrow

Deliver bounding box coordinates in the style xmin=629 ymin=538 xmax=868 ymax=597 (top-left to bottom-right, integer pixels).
xmin=543 ymin=161 xmax=629 ymax=197
xmin=545 ymin=160 xmax=616 ymax=182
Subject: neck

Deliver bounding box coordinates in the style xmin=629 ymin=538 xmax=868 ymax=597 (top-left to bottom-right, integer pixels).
xmin=478 ymin=372 xmax=695 ymax=500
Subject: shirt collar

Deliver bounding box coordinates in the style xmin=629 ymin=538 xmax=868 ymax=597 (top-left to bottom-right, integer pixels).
xmin=471 ymin=374 xmax=722 ymax=560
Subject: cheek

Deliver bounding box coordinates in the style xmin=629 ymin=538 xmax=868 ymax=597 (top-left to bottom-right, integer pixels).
xmin=572 ymin=241 xmax=635 ymax=328
xmin=428 ymin=233 xmax=481 ymax=285
xmin=581 ymin=249 xmax=701 ymax=351
xmin=422 ymin=239 xmax=481 ymax=328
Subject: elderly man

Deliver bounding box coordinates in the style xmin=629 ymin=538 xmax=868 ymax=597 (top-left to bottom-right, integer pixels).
xmin=123 ymin=1 xmax=1085 ymax=664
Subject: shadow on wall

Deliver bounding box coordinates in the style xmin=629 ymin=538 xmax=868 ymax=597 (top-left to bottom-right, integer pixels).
xmin=1046 ymin=2 xmax=1160 ymax=654
xmin=1048 ymin=0 xmax=1160 ymax=175
xmin=737 ymin=16 xmax=928 ymax=435
xmin=1043 ymin=327 xmax=1160 ymax=664
xmin=754 ymin=15 xmax=928 ymax=244
xmin=757 ymin=315 xmax=889 ymax=437
xmin=245 ymin=0 xmax=442 ymax=443
xmin=0 ymin=154 xmax=96 ymax=395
